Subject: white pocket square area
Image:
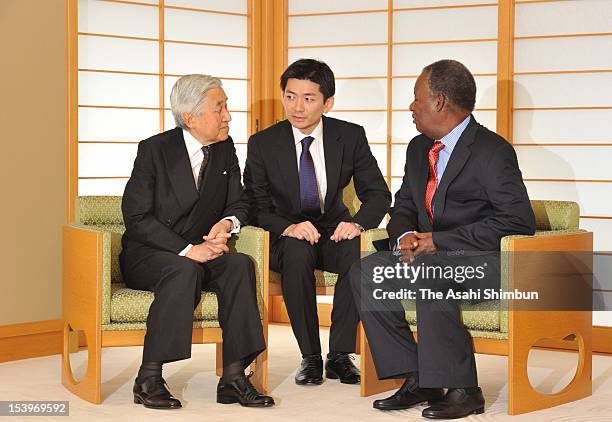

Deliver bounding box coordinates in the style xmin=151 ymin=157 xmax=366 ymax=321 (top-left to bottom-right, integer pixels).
xmin=222 ymin=170 xmax=227 ymax=174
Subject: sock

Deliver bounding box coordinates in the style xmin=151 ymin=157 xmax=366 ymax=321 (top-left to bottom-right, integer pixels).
xmin=137 ymin=361 xmax=162 ymax=383
xmin=222 ymin=360 xmax=245 ymax=383
xmin=302 ymin=353 xmax=322 ymax=359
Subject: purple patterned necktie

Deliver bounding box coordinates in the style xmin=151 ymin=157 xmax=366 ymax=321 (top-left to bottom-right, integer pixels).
xmin=299 ymin=136 xmax=321 ymax=216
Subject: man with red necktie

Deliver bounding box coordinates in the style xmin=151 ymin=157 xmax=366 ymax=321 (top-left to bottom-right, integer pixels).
xmin=350 ymin=60 xmax=535 ymax=419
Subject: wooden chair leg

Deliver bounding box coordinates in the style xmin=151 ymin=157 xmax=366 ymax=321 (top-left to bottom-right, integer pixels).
xmin=250 ymin=348 xmax=269 ymax=394
xmin=216 ymin=343 xmax=223 ymax=377
xmin=61 ymin=322 xmax=102 ymax=404
xmin=508 ymin=311 xmax=592 ymax=415
xmin=359 ymin=324 xmax=402 ymax=397
xmin=355 ymin=323 xmax=361 ymax=355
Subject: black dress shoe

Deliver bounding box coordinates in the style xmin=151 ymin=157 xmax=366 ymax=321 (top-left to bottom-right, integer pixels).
xmin=325 ymin=353 xmax=360 ymax=384
xmin=217 ymin=373 xmax=275 ymax=407
xmin=422 ymin=387 xmax=485 ymax=419
xmin=133 ymin=376 xmax=182 ymax=409
xmin=295 ymin=355 xmax=323 ymax=385
xmin=373 ymin=375 xmax=444 ymax=411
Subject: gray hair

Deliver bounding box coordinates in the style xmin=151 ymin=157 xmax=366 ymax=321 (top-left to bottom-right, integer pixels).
xmin=170 ymin=74 xmax=223 ymax=129
xmin=422 ymin=60 xmax=476 ymax=112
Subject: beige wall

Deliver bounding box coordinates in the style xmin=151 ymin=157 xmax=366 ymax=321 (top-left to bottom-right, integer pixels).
xmin=0 ymin=0 xmax=66 ymax=325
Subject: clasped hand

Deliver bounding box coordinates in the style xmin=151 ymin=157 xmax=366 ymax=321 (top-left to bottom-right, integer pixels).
xmin=398 ymin=232 xmax=437 ymax=263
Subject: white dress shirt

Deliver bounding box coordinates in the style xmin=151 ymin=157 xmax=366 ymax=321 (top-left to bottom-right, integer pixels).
xmin=179 ymin=129 xmax=240 ymax=256
xmin=292 ymin=119 xmax=327 ymax=214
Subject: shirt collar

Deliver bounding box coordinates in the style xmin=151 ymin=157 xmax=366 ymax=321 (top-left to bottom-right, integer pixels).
xmin=182 ymin=128 xmax=205 ymax=159
xmin=438 ymin=115 xmax=471 ymax=152
xmin=292 ymin=118 xmax=323 ymax=145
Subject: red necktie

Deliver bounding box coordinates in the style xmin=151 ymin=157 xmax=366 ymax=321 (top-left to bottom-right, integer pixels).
xmin=425 ymin=141 xmax=445 ymax=223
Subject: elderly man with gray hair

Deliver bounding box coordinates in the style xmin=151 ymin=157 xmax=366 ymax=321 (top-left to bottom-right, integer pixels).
xmin=120 ymin=74 xmax=274 ymax=409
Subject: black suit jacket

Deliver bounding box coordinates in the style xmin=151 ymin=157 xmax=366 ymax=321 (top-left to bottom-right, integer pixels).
xmin=243 ymin=116 xmax=391 ymax=235
xmin=120 ymin=127 xmax=248 ymax=259
xmin=387 ymin=116 xmax=536 ymax=251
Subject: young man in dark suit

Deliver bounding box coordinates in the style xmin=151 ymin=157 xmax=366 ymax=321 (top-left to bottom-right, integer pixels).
xmin=350 ymin=60 xmax=535 ymax=419
xmin=120 ymin=74 xmax=274 ymax=409
xmin=244 ymin=59 xmax=391 ymax=386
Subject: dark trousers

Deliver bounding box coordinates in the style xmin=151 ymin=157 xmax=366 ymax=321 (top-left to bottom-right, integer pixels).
xmin=349 ymin=252 xmax=479 ymax=388
xmin=120 ymin=247 xmax=266 ymax=367
xmin=270 ymin=231 xmax=361 ymax=356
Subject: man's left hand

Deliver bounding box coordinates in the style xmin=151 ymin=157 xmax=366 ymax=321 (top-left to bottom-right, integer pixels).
xmin=414 ymin=232 xmax=437 ymax=256
xmin=330 ymin=222 xmax=361 ymax=243
xmin=203 ymin=220 xmax=233 ymax=244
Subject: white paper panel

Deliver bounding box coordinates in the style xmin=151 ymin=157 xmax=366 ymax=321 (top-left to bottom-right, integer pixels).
xmin=391 ymin=111 xmax=418 ymax=142
xmin=165 ymin=43 xmax=247 ymax=78
xmin=163 ymin=110 xmax=248 ymax=142
xmin=79 ymin=72 xmax=159 ymax=107
xmin=334 ymin=79 xmax=387 ymax=110
xmin=393 ymin=42 xmax=497 ymax=75
xmin=289 ymin=0 xmax=387 ymax=14
xmin=234 ymin=143 xmax=247 ymax=175
xmin=516 ymin=0 xmax=612 ymax=38
xmin=164 ymin=77 xmax=247 ymax=110
xmin=516 ymin=146 xmax=612 ymax=180
xmin=515 ymin=36 xmax=612 ymax=73
xmin=524 ymin=181 xmax=612 ymax=217
xmin=78 ymin=0 xmax=158 ymax=38
xmin=395 ymin=0 xmax=497 ymax=7
xmin=369 ymin=144 xmax=388 ymax=178
xmin=593 ymin=311 xmax=612 ymax=327
xmin=391 ymin=178 xmax=402 ymax=207
xmin=514 ymin=74 xmax=612 ymax=108
xmin=79 ymin=108 xmax=159 ymax=141
xmin=288 ymin=46 xmax=387 ymax=77
xmin=391 ymin=76 xmax=497 ymax=109
xmin=581 ymin=219 xmax=612 ymax=251
xmin=78 ymin=36 xmax=158 ymax=73
xmin=165 ymin=0 xmax=247 ymax=13
xmin=394 ymin=7 xmax=497 ymax=43
xmin=514 ymin=109 xmax=612 ymax=144
xmin=289 ymin=13 xmax=387 ymax=46
xmin=79 ymin=143 xmax=138 ymax=177
xmin=326 ymin=111 xmax=387 ymax=141
xmin=391 ymin=144 xmax=409 ymax=177
xmin=594 ymin=254 xmax=612 ymax=290
xmin=164 ymin=8 xmax=247 ymax=45
xmin=79 ymin=178 xmax=129 ymax=196
xmin=472 ymin=110 xmax=496 ymax=132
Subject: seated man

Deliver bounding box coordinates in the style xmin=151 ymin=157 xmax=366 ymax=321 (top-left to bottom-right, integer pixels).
xmin=350 ymin=60 xmax=535 ymax=419
xmin=120 ymin=74 xmax=274 ymax=409
xmin=244 ymin=59 xmax=391 ymax=386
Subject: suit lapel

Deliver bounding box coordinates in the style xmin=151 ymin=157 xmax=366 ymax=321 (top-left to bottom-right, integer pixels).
xmin=162 ymin=128 xmax=199 ymax=212
xmin=275 ymin=121 xmax=301 ymax=212
xmin=433 ymin=116 xmax=478 ymax=224
xmin=322 ymin=116 xmax=343 ymax=211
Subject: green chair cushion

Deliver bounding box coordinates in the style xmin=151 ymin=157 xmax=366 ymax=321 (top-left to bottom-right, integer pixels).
xmin=270 ymin=269 xmax=338 ymax=287
xmin=405 ymin=300 xmax=502 ymax=332
xmin=110 ymin=284 xmax=219 ymax=323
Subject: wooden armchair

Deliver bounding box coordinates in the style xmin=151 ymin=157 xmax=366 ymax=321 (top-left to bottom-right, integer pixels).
xmin=359 ymin=200 xmax=593 ymax=415
xmin=62 ymin=196 xmax=270 ymax=404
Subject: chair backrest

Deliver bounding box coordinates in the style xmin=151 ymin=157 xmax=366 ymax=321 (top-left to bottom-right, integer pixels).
xmin=342 ymin=178 xmax=361 ymax=217
xmin=529 ymin=200 xmax=579 ymax=231
xmin=75 ymin=196 xmax=124 ymax=226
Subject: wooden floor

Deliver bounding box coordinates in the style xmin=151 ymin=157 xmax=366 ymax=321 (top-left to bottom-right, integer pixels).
xmin=1 ymin=324 xmax=612 ymax=421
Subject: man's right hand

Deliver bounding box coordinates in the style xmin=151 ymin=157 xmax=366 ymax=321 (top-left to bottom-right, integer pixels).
xmin=186 ymin=239 xmax=229 ymax=263
xmin=398 ymin=232 xmax=419 ymax=263
xmin=282 ymin=221 xmax=321 ymax=245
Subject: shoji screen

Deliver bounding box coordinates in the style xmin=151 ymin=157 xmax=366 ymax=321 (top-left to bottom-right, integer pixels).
xmin=77 ymin=0 xmax=249 ymax=195
xmin=287 ymin=0 xmax=498 ymax=205
xmin=513 ymin=0 xmax=612 ymax=326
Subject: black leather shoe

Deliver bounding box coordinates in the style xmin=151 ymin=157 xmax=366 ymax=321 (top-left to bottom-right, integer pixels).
xmin=133 ymin=376 xmax=182 ymax=409
xmin=295 ymin=355 xmax=323 ymax=385
xmin=217 ymin=373 xmax=275 ymax=407
xmin=422 ymin=387 xmax=485 ymax=419
xmin=373 ymin=374 xmax=444 ymax=411
xmin=325 ymin=353 xmax=360 ymax=384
